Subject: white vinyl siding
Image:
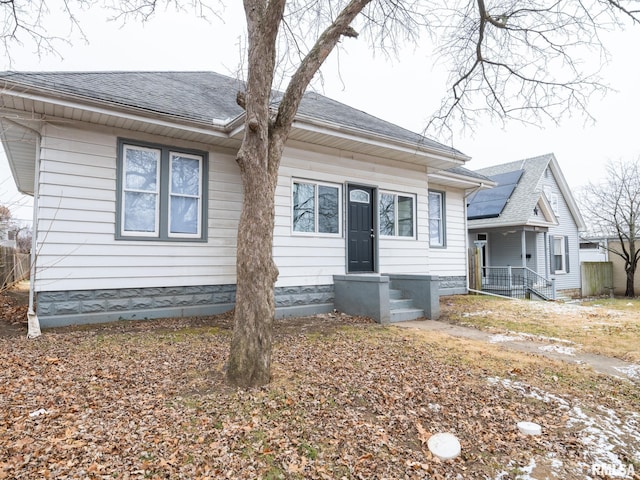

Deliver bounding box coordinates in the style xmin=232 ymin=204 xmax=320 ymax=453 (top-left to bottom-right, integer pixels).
xmin=34 ymin=124 xmax=240 ymax=292
xmin=541 ymin=169 xmax=580 ymax=290
xmin=33 ymin=126 xmax=466 ymax=294
xmin=424 ymin=184 xmax=468 ymax=277
xmin=274 ymin=143 xmax=431 ymax=286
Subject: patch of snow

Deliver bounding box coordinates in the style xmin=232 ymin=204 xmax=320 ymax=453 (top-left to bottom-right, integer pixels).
xmin=613 ymin=364 xmax=640 ymax=379
xmin=489 ymin=334 xmax=523 ymax=343
xmin=516 ymin=331 xmax=575 ymax=344
xmin=494 ymin=458 xmax=537 ymax=480
xmin=488 ymin=376 xmax=640 ymax=478
xmin=463 ymin=310 xmax=494 ymax=317
xmin=538 ymin=344 xmax=577 ymax=356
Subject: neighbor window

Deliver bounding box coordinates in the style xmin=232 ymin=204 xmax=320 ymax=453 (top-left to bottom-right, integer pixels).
xmin=551 ymin=235 xmax=570 ymax=274
xmin=292 ymin=180 xmax=341 ymax=235
xmin=117 ymin=140 xmax=207 ymax=241
xmin=543 ymin=185 xmax=559 ymax=215
xmin=379 ymin=192 xmax=415 ymax=237
xmin=429 ymin=190 xmax=445 ymax=247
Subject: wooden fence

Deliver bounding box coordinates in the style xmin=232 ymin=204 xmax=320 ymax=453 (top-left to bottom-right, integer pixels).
xmin=581 ymin=261 xmax=614 ymax=297
xmin=0 ymin=247 xmax=30 ymax=290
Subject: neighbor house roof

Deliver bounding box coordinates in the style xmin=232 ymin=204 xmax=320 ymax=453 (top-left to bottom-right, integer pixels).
xmin=428 ymin=166 xmax=495 ymax=190
xmin=0 ymin=71 xmax=469 ymax=194
xmin=467 ymin=153 xmax=586 ymax=230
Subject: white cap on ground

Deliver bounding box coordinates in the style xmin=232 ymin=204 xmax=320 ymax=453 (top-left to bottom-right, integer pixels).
xmin=427 ymin=432 xmax=461 ymax=460
xmin=517 ymin=421 xmax=542 ymax=435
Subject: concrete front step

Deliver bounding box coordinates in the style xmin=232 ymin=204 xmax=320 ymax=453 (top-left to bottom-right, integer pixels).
xmin=389 ymin=289 xmax=403 ymax=300
xmin=390 ymin=298 xmax=415 ymax=309
xmin=390 ymin=307 xmax=425 ymax=322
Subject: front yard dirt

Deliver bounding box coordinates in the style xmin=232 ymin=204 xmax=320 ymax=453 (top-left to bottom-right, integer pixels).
xmin=1 ymin=292 xmax=639 ymax=479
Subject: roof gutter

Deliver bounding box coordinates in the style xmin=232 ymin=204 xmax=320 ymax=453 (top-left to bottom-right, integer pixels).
xmin=291 ymin=113 xmax=470 ymax=164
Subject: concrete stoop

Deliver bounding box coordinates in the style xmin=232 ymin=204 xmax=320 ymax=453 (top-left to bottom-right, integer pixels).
xmin=333 ymin=274 xmax=439 ymax=324
xmin=389 ymin=289 xmax=424 ymax=322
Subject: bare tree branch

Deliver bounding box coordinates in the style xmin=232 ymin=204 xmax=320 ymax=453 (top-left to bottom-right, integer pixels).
xmin=579 ymin=158 xmax=640 ymax=296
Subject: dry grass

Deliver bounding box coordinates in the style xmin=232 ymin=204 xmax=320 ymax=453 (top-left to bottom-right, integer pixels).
xmin=440 ymin=295 xmax=640 ymax=363
xmin=2 ymin=311 xmax=639 ymax=479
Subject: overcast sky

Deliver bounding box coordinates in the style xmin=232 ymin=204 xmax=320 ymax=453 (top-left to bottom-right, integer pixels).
xmin=2 ymin=2 xmax=639 ymax=224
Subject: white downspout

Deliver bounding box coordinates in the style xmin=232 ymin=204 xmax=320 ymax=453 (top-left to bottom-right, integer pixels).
xmin=1 ymin=117 xmax=42 ymax=337
xmin=27 ymin=132 xmax=42 ymax=338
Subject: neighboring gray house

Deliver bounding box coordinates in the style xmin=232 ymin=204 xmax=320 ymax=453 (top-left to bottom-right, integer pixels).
xmin=467 ymin=154 xmax=586 ymax=299
xmin=0 ymin=71 xmax=489 ymax=330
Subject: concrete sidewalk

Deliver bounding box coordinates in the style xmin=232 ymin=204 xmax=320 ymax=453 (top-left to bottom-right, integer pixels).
xmin=392 ymin=319 xmax=639 ymax=381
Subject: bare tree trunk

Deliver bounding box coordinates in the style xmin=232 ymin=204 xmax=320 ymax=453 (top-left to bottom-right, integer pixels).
xmin=226 ymin=0 xmax=370 ymax=388
xmin=226 ymin=162 xmax=279 ymax=387
xmin=625 ymin=271 xmax=634 ymax=297
xmin=225 ymin=0 xmax=285 ymax=388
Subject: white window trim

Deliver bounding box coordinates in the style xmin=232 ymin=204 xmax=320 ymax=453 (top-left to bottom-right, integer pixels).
xmin=291 ymin=179 xmax=342 ymax=237
xmin=543 ymin=185 xmax=559 ymax=215
xmin=378 ymin=190 xmax=417 ymax=240
xmin=553 ymin=235 xmax=567 ymax=274
xmin=429 ymin=190 xmax=445 ymax=247
xmin=168 ymin=151 xmax=203 ymax=239
xmin=121 ymin=144 xmax=161 ymax=238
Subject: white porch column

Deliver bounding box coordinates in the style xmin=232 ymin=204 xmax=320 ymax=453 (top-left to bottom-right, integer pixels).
xmin=521 ymin=229 xmax=527 ymax=268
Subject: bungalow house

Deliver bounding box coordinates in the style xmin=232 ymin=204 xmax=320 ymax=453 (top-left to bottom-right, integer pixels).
xmin=467 ymin=154 xmax=586 ymax=299
xmin=0 ymin=71 xmax=490 ymax=332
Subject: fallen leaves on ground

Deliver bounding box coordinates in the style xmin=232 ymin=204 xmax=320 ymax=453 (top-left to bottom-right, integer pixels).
xmin=1 ymin=312 xmax=638 ymax=479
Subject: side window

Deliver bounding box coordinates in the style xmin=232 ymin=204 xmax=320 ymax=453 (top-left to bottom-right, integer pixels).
xmin=122 ymin=145 xmax=160 ymax=236
xmin=551 ymin=235 xmax=570 ymax=274
xmin=292 ymin=180 xmax=341 ymax=235
xmin=117 ymin=140 xmax=207 ymax=241
xmin=429 ymin=190 xmax=445 ymax=247
xmin=543 ymin=185 xmax=559 ymax=215
xmin=379 ymin=192 xmax=415 ymax=238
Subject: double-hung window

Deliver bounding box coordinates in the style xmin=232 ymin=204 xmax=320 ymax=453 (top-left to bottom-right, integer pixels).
xmin=292 ymin=180 xmax=341 ymax=235
xmin=429 ymin=190 xmax=445 ymax=247
xmin=117 ymin=140 xmax=208 ymax=241
xmin=551 ymin=235 xmax=570 ymax=274
xmin=379 ymin=191 xmax=415 ymax=238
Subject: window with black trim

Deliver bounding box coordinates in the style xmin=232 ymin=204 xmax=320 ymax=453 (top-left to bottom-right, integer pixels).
xmin=379 ymin=191 xmax=415 ymax=238
xmin=429 ymin=190 xmax=446 ymax=247
xmin=116 ymin=139 xmax=208 ymax=241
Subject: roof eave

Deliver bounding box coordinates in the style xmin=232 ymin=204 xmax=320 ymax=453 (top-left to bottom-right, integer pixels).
xmin=1 ymin=82 xmax=234 ymax=138
xmin=291 ymin=114 xmax=469 ymax=167
xmin=428 ymin=171 xmax=497 ymax=190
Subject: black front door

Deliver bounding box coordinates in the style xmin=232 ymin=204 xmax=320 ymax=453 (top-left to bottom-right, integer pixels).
xmin=347 ymin=185 xmax=375 ymax=272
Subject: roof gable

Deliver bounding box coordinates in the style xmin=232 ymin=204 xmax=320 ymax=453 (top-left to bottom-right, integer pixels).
xmin=468 ymin=153 xmax=585 ymax=230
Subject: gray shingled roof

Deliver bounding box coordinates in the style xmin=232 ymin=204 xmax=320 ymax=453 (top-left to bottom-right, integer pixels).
xmin=445 ymin=166 xmax=493 ymax=182
xmin=468 ymin=154 xmax=554 ymax=226
xmin=0 ymin=71 xmax=462 ymax=156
